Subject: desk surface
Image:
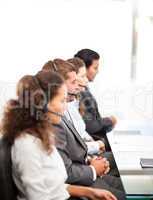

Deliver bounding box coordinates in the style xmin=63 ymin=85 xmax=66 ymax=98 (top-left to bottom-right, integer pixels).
xmin=107 ymin=131 xmax=153 ymax=196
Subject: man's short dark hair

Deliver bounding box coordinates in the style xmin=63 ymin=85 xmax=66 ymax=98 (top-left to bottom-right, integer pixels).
xmin=74 ymin=49 xmax=100 ymax=69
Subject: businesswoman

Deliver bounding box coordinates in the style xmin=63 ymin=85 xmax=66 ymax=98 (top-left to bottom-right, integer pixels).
xmin=1 ymin=70 xmax=116 ymax=200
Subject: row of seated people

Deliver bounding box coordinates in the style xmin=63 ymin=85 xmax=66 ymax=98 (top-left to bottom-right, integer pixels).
xmin=0 ymin=49 xmax=126 ymax=200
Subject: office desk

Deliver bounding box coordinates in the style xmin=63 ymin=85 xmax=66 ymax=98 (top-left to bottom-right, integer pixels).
xmin=107 ymin=131 xmax=153 ymax=199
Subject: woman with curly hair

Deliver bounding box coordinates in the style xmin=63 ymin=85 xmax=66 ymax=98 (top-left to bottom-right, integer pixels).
xmin=1 ymin=70 xmax=117 ymax=200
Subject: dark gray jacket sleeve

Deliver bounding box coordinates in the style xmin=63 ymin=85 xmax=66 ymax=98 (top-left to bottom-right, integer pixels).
xmin=85 ymin=116 xmax=114 ymax=135
xmin=101 ymin=117 xmax=114 ymax=133
xmin=55 ymin=125 xmax=95 ymax=186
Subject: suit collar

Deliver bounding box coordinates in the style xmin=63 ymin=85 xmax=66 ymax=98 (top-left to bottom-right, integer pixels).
xmin=62 ymin=116 xmax=88 ymax=151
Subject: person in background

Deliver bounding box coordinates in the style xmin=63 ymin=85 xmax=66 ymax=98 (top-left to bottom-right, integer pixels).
xmin=42 ymin=59 xmax=106 ymax=159
xmin=1 ymin=70 xmax=117 ymax=200
xmin=42 ymin=59 xmax=126 ymax=200
xmin=66 ymin=57 xmax=105 ymax=155
xmin=74 ymin=49 xmax=117 ymax=149
xmin=67 ymin=57 xmax=119 ymax=177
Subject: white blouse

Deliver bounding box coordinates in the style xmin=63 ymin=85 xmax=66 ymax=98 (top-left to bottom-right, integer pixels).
xmin=11 ymin=133 xmax=70 ymax=200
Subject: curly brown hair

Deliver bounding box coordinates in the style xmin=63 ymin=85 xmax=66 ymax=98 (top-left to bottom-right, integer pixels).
xmin=1 ymin=71 xmax=64 ymax=153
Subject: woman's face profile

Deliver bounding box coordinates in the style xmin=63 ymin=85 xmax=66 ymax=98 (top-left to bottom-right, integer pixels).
xmin=47 ymin=84 xmax=67 ymax=119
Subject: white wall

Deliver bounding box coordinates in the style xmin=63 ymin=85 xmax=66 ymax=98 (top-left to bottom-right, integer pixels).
xmin=0 ymin=0 xmax=132 ymax=82
xmin=0 ymin=0 xmax=132 ymax=113
xmin=0 ymin=0 xmax=138 ymax=120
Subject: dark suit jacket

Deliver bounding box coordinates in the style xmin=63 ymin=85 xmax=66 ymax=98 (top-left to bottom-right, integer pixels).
xmin=54 ymin=118 xmax=126 ymax=200
xmin=0 ymin=136 xmax=17 ymax=200
xmin=79 ymin=87 xmax=113 ymax=136
xmin=54 ymin=117 xmax=94 ymax=186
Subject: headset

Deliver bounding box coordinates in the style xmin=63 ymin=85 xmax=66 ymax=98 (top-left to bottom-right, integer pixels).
xmin=68 ymin=92 xmax=78 ymax=97
xmin=33 ymin=75 xmax=64 ymax=118
xmin=78 ymin=83 xmax=86 ymax=89
xmin=53 ymin=62 xmax=58 ymax=71
xmin=47 ymin=110 xmax=64 ymax=118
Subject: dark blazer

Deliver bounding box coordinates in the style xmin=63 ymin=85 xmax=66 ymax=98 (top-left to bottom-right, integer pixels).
xmin=0 ymin=136 xmax=17 ymax=200
xmin=79 ymin=87 xmax=113 ymax=136
xmin=54 ymin=117 xmax=94 ymax=186
xmin=54 ymin=118 xmax=126 ymax=200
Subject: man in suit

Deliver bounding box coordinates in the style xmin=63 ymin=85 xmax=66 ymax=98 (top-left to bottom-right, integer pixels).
xmin=48 ymin=60 xmax=126 ymax=199
xmin=54 ymin=117 xmax=126 ymax=200
xmin=42 ymin=59 xmax=126 ymax=199
xmin=66 ymin=57 xmax=119 ymax=176
xmin=74 ymin=49 xmax=117 ymax=149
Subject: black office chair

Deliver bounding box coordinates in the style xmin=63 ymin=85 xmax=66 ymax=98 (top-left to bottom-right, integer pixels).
xmin=0 ymin=136 xmax=17 ymax=200
xmin=0 ymin=136 xmax=89 ymax=200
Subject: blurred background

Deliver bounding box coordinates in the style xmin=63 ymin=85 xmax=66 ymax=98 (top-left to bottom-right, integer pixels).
xmin=0 ymin=0 xmax=153 ymax=132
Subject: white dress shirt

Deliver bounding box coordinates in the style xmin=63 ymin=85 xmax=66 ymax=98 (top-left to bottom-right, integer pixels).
xmin=65 ymin=100 xmax=100 ymax=155
xmin=11 ymin=133 xmax=70 ymax=200
xmin=65 ymin=100 xmax=99 ymax=181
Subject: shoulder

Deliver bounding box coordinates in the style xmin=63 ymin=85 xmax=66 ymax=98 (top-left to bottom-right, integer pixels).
xmin=14 ymin=133 xmax=39 ymax=145
xmin=12 ymin=133 xmax=43 ymax=156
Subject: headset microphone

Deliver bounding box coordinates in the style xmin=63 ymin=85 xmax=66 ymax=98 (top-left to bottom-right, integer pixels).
xmin=68 ymin=92 xmax=78 ymax=97
xmin=48 ymin=110 xmax=64 ymax=118
xmin=78 ymin=84 xmax=86 ymax=88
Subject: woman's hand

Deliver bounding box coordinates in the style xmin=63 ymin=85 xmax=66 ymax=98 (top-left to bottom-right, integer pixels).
xmin=89 ymin=188 xmax=118 ymax=200
xmin=67 ymin=185 xmax=117 ymax=200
